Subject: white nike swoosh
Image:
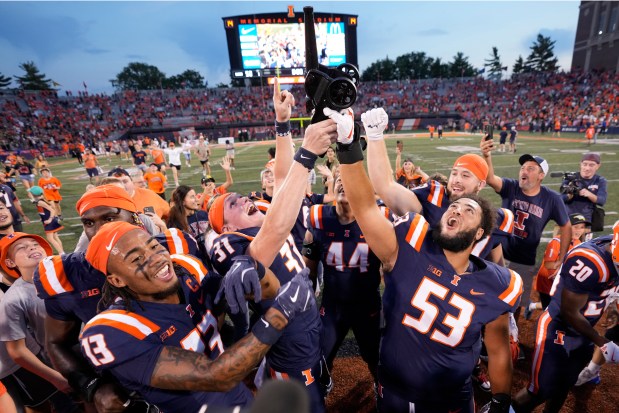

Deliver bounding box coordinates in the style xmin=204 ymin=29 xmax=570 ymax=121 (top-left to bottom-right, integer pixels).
xmin=241 ymin=27 xmax=255 ymax=35
xmin=261 ymin=318 xmax=269 ymax=328
xmin=230 ymin=262 xmax=241 ymax=275
xmin=300 ymin=155 xmax=310 ymax=159
xmin=105 ymin=233 xmax=118 ymax=251
xmin=289 ymin=286 xmax=300 ymax=303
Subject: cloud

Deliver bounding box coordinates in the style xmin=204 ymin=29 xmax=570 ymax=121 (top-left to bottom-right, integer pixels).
xmin=0 ymin=10 xmax=86 ymax=62
xmin=416 ymin=28 xmax=449 ymax=36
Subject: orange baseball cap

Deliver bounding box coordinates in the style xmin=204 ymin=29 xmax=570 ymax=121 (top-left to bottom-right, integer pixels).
xmin=208 ymin=193 xmax=231 ymax=234
xmin=76 ymin=184 xmax=137 ymax=215
xmin=0 ymin=232 xmax=53 ymax=278
xmin=85 ymin=221 xmax=144 ymax=275
xmin=453 ymin=154 xmax=489 ymax=181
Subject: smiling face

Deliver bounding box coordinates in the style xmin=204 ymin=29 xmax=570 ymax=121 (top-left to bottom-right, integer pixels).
xmin=447 ymin=166 xmax=484 ymax=201
xmin=5 ymin=238 xmax=48 ymax=278
xmin=106 ymin=229 xmax=180 ymax=303
xmin=518 ymin=161 xmax=544 ymax=193
xmin=221 ymin=193 xmax=264 ymax=232
xmin=81 ymin=206 xmax=136 ymax=240
xmin=183 ymin=189 xmax=199 ymax=212
xmin=0 ymin=202 xmax=14 ymax=231
xmin=579 ymin=160 xmax=600 ymax=180
xmin=261 ymin=170 xmax=274 ymax=191
xmin=572 ymin=223 xmax=586 ymax=241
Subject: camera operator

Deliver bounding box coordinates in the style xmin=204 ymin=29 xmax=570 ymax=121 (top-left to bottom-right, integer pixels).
xmin=561 ymin=153 xmax=607 ymax=231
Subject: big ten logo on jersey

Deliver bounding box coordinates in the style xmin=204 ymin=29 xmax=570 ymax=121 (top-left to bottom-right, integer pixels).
xmin=427 ymin=265 xmax=442 ymax=278
xmin=326 ymin=241 xmax=369 ymax=272
xmin=402 ymin=277 xmax=476 ymax=348
xmin=180 ymin=309 xmax=224 ymax=356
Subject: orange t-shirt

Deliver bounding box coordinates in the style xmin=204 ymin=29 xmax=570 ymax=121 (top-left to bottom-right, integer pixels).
xmin=84 ymin=154 xmax=97 ymax=169
xmin=535 ymin=236 xmax=581 ymax=294
xmin=132 ymin=187 xmax=170 ymax=219
xmin=38 ymin=176 xmax=62 ymax=201
xmin=151 ymin=149 xmax=165 ymax=164
xmin=201 ymin=186 xmax=227 ymax=210
xmin=554 ymin=120 xmax=561 ymax=130
xmin=143 ymin=171 xmax=166 ymax=194
xmin=428 ymin=126 xmax=435 ymax=133
xmin=585 ymin=126 xmax=595 ymax=140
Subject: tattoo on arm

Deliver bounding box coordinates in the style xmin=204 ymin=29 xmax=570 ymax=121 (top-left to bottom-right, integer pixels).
xmin=151 ymin=311 xmax=285 ymax=392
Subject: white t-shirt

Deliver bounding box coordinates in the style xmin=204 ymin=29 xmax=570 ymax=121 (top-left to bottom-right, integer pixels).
xmin=164 ymin=147 xmax=184 ymax=165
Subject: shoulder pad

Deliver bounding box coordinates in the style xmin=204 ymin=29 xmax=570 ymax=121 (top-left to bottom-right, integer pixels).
xmin=82 ymin=309 xmax=160 ymax=340
xmin=172 ymin=254 xmax=208 ymax=284
xmin=35 ymin=255 xmax=75 ymax=298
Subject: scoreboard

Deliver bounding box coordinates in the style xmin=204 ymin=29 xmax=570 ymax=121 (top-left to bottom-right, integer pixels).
xmin=223 ymin=8 xmax=358 ymax=84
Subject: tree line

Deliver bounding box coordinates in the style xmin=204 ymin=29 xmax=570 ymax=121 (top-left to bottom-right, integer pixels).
xmin=0 ymin=33 xmax=559 ymax=91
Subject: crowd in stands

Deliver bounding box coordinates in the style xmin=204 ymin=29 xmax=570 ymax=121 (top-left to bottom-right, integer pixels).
xmin=1 ymin=70 xmax=618 ymax=158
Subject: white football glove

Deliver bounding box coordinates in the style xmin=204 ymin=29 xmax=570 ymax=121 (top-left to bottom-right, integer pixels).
xmin=360 ymin=108 xmax=389 ymax=141
xmin=323 ymin=107 xmax=355 ymax=144
xmin=601 ymin=340 xmax=619 ymax=364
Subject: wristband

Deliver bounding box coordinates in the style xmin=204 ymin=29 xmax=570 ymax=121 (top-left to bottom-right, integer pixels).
xmin=275 ymin=120 xmax=291 ymax=137
xmin=336 ymin=124 xmax=364 ymax=164
xmin=294 ymin=147 xmax=318 ymax=171
xmin=252 ymin=316 xmax=283 ymax=345
xmin=255 ymin=260 xmax=266 ymax=280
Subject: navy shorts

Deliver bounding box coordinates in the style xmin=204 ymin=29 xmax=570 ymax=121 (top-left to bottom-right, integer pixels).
xmin=86 ymin=168 xmax=99 ymax=177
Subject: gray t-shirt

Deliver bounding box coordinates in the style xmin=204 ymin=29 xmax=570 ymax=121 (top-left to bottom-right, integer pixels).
xmin=0 ymin=280 xmax=43 ymax=378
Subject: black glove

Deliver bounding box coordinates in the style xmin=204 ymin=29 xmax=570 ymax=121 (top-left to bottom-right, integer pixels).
xmin=271 ymin=268 xmax=315 ymax=322
xmin=480 ymin=393 xmax=513 ymax=413
xmin=215 ymin=255 xmax=264 ymax=314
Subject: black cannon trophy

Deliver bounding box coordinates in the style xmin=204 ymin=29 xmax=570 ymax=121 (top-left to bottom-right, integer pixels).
xmin=303 ymin=6 xmax=360 ymax=124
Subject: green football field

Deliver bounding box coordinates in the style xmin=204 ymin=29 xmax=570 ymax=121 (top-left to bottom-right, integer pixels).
xmin=17 ymin=130 xmax=618 ymax=262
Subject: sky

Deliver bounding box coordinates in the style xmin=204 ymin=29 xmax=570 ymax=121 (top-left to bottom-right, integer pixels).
xmin=0 ymin=1 xmax=581 ymax=95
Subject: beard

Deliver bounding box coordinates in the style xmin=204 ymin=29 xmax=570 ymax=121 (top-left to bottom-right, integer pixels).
xmin=149 ymin=277 xmax=181 ymax=301
xmin=432 ymin=224 xmax=478 ymax=253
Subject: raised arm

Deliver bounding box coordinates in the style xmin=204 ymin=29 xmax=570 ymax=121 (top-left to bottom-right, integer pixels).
xmin=480 ymin=136 xmax=503 ymax=193
xmin=326 ymin=107 xmax=398 ymax=270
xmin=366 ymin=118 xmax=422 ymax=216
xmin=249 ymin=120 xmax=336 ymax=267
xmin=219 ymin=156 xmax=234 ymax=190
xmin=272 ymin=77 xmax=296 ymax=191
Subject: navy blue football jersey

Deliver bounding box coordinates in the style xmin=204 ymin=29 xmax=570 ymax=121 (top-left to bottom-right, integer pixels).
xmin=547 ymin=235 xmax=619 ymax=333
xmin=79 ymin=254 xmax=251 ymax=411
xmin=412 ymin=181 xmax=515 ymax=260
xmin=307 ymin=204 xmax=384 ymax=303
xmin=380 ymin=213 xmax=522 ymax=402
xmin=210 ymin=228 xmax=321 ymax=372
xmin=499 ymin=178 xmax=569 ymax=265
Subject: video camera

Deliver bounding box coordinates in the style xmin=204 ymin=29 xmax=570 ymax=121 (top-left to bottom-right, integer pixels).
xmin=550 ymin=171 xmax=583 ymax=196
xmin=303 ymin=6 xmax=360 ymax=124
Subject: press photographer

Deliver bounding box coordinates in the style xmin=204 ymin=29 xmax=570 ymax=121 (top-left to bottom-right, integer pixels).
xmin=556 ymin=153 xmax=607 ymax=232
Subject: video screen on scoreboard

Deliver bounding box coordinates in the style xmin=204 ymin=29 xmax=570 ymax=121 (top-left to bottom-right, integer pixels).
xmin=238 ymin=22 xmax=346 ymax=70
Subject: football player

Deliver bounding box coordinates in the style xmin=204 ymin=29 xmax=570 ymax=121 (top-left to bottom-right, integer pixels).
xmin=303 ymin=168 xmax=385 ymax=383
xmin=327 ymin=107 xmax=521 ymax=413
xmin=512 ymin=221 xmax=619 ymax=413
xmin=79 ymin=221 xmax=314 ymax=411
xmin=208 ymin=98 xmax=337 ymax=413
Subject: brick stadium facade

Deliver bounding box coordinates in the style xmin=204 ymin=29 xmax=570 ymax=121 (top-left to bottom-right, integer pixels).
xmin=572 ymin=1 xmax=619 ymax=72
